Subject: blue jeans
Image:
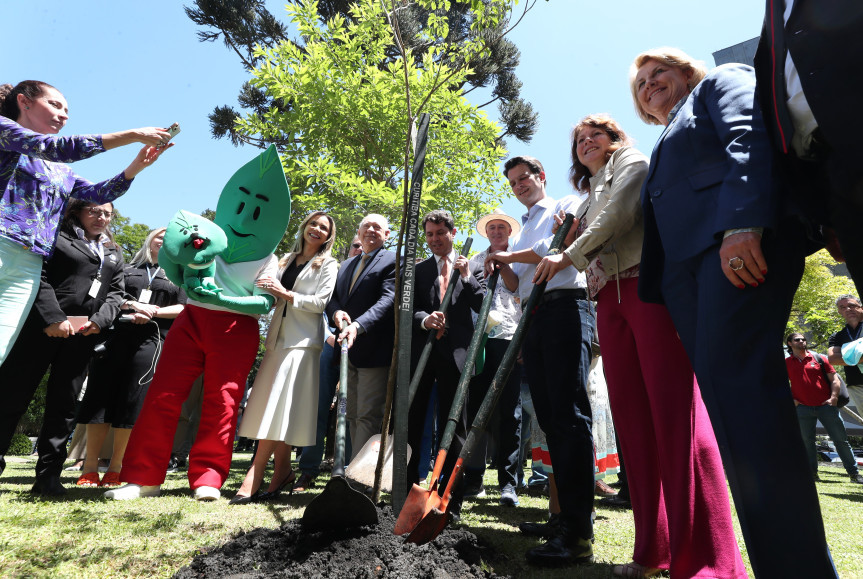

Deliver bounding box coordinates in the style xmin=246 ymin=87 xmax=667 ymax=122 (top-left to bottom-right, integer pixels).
xmin=0 ymin=237 xmax=42 ymax=366
xmin=519 ymin=374 xmax=546 ymax=487
xmin=298 ymin=342 xmax=348 ymax=475
xmin=796 ymin=404 xmax=860 ymax=475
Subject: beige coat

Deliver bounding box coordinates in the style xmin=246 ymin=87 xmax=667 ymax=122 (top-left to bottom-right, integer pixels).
xmin=264 ymin=252 xmax=338 ymax=351
xmin=563 ymin=146 xmax=649 ymax=276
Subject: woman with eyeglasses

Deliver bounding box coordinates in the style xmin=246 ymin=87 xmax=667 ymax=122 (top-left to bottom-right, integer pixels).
xmin=0 ymin=200 xmax=126 ymax=495
xmin=74 ymin=227 xmax=186 ymax=489
xmin=0 ymin=80 xmax=172 ymax=368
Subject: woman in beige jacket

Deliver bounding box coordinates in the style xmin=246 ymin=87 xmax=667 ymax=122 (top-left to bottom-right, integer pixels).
xmin=231 ymin=211 xmax=338 ymax=504
xmin=535 ymin=115 xmax=744 ymax=578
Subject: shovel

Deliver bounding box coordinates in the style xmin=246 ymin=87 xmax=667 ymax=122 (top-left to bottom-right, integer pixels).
xmin=347 ymin=239 xmax=474 ymax=494
xmin=406 ymin=214 xmax=575 ymax=544
xmin=302 ymin=320 xmax=378 ymax=531
xmin=394 ymin=269 xmax=500 ymax=535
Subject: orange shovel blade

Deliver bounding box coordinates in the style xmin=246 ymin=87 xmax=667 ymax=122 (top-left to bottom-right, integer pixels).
xmin=394 ymin=481 xmax=441 ymax=535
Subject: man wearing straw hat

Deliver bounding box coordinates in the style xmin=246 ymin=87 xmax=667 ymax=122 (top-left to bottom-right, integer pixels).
xmin=463 ymin=208 xmax=524 ymax=507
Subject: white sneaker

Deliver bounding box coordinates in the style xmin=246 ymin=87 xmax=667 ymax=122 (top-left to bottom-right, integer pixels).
xmin=193 ymin=486 xmax=220 ymax=501
xmin=103 ymin=483 xmax=161 ymax=500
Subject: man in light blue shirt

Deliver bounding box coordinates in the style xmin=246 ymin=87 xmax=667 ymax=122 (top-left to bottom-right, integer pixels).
xmin=487 ymin=155 xmax=596 ymax=567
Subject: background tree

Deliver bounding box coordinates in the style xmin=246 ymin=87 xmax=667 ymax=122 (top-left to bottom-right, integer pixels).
xmin=186 ymin=0 xmax=538 ymax=148
xmin=110 ymin=210 xmax=151 ymax=262
xmin=788 ymin=250 xmax=857 ymax=351
xmin=188 ymin=0 xmax=521 ymax=250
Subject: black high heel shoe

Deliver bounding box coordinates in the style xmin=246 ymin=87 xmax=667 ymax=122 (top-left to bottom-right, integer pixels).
xmin=257 ymin=470 xmax=296 ymax=501
xmin=229 ymin=490 xmax=260 ymax=505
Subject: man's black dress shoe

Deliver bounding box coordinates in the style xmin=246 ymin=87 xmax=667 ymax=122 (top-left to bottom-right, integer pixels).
xmin=598 ymin=494 xmax=631 ymax=509
xmin=526 ymin=534 xmax=593 ymax=566
xmin=519 ymin=513 xmax=561 ymax=538
xmin=31 ymin=477 xmax=67 ymax=496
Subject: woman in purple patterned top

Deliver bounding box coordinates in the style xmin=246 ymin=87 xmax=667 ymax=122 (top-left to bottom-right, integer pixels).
xmin=0 ymin=80 xmax=172 ymax=369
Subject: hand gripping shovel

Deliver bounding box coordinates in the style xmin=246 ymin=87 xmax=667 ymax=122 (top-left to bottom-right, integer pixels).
xmin=406 ymin=214 xmax=576 ymax=544
xmin=394 ymin=269 xmax=500 ymax=535
xmin=302 ymin=319 xmax=378 ymax=531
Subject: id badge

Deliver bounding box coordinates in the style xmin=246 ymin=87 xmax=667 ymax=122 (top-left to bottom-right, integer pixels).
xmin=88 ymin=278 xmax=102 ymax=298
xmin=139 ymin=288 xmax=153 ymax=304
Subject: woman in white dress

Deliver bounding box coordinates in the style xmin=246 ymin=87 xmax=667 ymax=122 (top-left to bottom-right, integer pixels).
xmin=231 ymin=211 xmax=338 ymax=504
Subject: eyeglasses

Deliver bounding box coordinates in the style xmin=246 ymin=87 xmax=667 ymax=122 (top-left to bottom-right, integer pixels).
xmin=791 ymin=338 xmax=806 ymax=342
xmin=838 ymin=303 xmax=862 ymax=311
xmin=87 ymin=208 xmax=114 ymax=219
xmin=351 ymin=243 xmax=362 ymax=249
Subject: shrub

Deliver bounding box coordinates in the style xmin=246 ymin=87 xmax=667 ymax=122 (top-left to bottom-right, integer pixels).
xmin=8 ymin=432 xmax=34 ymax=455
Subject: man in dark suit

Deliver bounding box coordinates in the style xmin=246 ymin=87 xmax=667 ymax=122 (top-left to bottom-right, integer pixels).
xmin=755 ymin=0 xmax=863 ymax=294
xmin=327 ymin=214 xmax=397 ymax=459
xmin=407 ymin=209 xmax=485 ymax=514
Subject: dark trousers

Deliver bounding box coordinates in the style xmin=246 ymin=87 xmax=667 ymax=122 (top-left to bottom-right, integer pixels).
xmin=660 ymin=218 xmax=836 ymax=579
xmin=407 ymin=336 xmax=467 ymax=507
xmin=522 ymin=296 xmax=596 ymax=539
xmin=0 ymin=321 xmax=97 ymax=480
xmin=465 ymin=337 xmax=522 ymax=489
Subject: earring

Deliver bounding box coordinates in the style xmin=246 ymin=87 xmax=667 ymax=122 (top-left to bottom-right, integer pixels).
xmin=24 ymin=106 xmax=29 ymax=110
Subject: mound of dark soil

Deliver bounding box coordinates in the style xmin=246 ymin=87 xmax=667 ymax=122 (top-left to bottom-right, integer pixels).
xmin=175 ymin=506 xmax=506 ymax=578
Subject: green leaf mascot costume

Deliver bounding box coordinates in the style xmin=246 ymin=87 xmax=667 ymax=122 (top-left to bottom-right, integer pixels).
xmin=106 ymin=145 xmax=291 ymax=500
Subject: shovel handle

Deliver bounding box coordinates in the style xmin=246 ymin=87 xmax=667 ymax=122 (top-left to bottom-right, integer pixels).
xmin=333 ymin=317 xmax=350 ymax=477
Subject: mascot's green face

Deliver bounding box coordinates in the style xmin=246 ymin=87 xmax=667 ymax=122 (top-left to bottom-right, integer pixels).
xmin=161 ymin=210 xmax=228 ymax=269
xmin=215 ymin=144 xmax=292 ymax=263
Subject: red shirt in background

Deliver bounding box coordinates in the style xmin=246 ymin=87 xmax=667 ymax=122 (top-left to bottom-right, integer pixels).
xmin=785 ymin=352 xmax=835 ymax=406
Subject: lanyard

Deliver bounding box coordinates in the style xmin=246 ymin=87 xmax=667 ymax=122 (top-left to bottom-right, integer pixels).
xmin=145 ymin=265 xmax=161 ymax=289
xmin=87 ymin=238 xmax=105 ymax=277
xmin=847 ymin=324 xmax=862 ymax=342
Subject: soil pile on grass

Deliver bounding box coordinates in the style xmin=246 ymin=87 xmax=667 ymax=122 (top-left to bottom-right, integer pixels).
xmin=174 ymin=505 xmax=505 ymax=578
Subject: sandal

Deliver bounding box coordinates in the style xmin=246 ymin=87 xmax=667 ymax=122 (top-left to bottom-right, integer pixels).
xmin=613 ymin=562 xmax=661 ymax=578
xmin=612 ymin=561 xmax=662 ymax=579
xmin=76 ymin=472 xmax=100 ymax=487
xmin=99 ymin=472 xmax=122 ymax=487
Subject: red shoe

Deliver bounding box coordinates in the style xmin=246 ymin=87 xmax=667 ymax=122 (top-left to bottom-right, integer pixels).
xmin=100 ymin=472 xmax=122 ymax=487
xmin=76 ymin=472 xmax=100 ymax=487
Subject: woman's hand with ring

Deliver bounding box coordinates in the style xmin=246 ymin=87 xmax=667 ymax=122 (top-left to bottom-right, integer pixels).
xmin=719 ymin=231 xmax=767 ymax=288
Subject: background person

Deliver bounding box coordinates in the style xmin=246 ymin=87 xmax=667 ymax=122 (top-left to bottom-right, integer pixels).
xmin=0 ymin=200 xmax=125 ymax=495
xmin=232 ymin=211 xmax=338 ymax=504
xmin=534 ymin=114 xmax=745 ymax=578
xmin=464 ymin=208 xmax=523 ymax=507
xmin=75 ymin=228 xmax=186 ymax=488
xmin=785 ymin=333 xmax=863 ymax=484
xmin=0 ymin=80 xmax=170 ymax=368
xmin=828 ymin=295 xmax=863 ymax=415
xmin=630 ymin=46 xmax=835 ymax=577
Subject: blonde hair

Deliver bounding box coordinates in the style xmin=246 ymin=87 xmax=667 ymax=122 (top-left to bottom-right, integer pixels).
xmin=629 ymin=47 xmax=708 ymax=126
xmin=279 ymin=211 xmax=336 ymax=269
xmin=129 ymin=227 xmax=167 ymax=266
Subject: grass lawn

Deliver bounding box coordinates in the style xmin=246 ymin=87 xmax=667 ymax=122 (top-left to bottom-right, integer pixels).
xmin=1 ymin=453 xmax=861 ymax=578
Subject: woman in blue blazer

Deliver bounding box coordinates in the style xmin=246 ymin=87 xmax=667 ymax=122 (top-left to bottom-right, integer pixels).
xmin=630 ymin=47 xmax=837 ymax=578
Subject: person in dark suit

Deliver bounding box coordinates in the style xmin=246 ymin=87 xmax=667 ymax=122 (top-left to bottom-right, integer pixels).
xmin=407 ymin=209 xmax=485 ymax=516
xmin=630 ymin=47 xmax=836 ymax=577
xmin=0 ymin=199 xmax=125 ymax=495
xmin=327 ymin=214 xmax=397 ymax=462
xmin=755 ymin=1 xmax=863 ymax=296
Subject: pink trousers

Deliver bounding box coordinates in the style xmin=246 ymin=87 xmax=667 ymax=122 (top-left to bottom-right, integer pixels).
xmin=120 ymin=305 xmax=259 ymax=489
xmin=597 ymin=278 xmax=747 ymax=578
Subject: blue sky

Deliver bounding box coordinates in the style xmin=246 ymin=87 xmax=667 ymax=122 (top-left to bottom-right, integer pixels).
xmin=4 ymin=0 xmax=764 ymax=239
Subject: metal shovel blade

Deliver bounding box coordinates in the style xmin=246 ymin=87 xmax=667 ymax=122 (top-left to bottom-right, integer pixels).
xmin=301 ymin=475 xmax=378 ymax=531
xmin=345 ymin=435 xmax=412 ymax=493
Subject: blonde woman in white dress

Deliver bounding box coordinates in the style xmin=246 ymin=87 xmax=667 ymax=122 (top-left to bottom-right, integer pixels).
xmin=231 ymin=211 xmax=338 ymax=504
